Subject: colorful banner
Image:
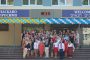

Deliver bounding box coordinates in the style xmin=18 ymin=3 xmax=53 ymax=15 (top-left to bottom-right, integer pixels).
xmin=0 ymin=18 xmax=90 ymax=24
xmin=0 ymin=10 xmax=30 ymax=17
xmin=62 ymin=10 xmax=90 ymax=18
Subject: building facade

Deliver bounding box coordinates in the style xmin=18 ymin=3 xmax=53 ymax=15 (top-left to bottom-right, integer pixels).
xmin=0 ymin=0 xmax=90 ymax=46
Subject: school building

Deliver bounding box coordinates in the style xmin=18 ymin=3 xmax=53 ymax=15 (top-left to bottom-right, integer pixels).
xmin=0 ymin=0 xmax=90 ymax=47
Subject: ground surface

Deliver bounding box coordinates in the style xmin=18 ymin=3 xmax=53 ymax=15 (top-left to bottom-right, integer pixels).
xmin=0 ymin=58 xmax=90 ymax=60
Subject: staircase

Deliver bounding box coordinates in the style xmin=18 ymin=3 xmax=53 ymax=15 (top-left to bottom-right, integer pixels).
xmin=0 ymin=46 xmax=22 ymax=59
xmin=73 ymin=46 xmax=90 ymax=59
xmin=0 ymin=46 xmax=90 ymax=59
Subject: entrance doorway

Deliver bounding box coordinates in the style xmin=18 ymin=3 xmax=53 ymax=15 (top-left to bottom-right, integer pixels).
xmin=50 ymin=24 xmax=79 ymax=33
xmin=80 ymin=25 xmax=90 ymax=46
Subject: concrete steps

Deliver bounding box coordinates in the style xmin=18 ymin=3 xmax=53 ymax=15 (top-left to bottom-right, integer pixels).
xmin=0 ymin=46 xmax=90 ymax=59
xmin=73 ymin=47 xmax=90 ymax=58
xmin=0 ymin=46 xmax=23 ymax=59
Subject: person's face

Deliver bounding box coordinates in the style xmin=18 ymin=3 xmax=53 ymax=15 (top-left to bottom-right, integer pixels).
xmin=67 ymin=30 xmax=69 ymax=32
xmin=63 ymin=30 xmax=65 ymax=33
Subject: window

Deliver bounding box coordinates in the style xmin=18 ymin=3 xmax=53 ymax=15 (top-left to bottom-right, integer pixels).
xmin=66 ymin=0 xmax=73 ymax=5
xmin=60 ymin=0 xmax=65 ymax=5
xmin=82 ymin=0 xmax=90 ymax=5
xmin=1 ymin=0 xmax=6 ymax=5
xmin=52 ymin=0 xmax=58 ymax=5
xmin=59 ymin=0 xmax=73 ymax=6
xmin=37 ymin=0 xmax=42 ymax=5
xmin=23 ymin=0 xmax=29 ymax=5
xmin=23 ymin=0 xmax=42 ymax=5
xmin=30 ymin=0 xmax=35 ymax=5
xmin=83 ymin=0 xmax=88 ymax=5
xmin=7 ymin=0 xmax=13 ymax=5
xmin=0 ymin=24 xmax=9 ymax=31
xmin=0 ymin=0 xmax=14 ymax=5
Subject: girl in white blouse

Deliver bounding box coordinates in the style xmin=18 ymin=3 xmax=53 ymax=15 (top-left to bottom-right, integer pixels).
xmin=67 ymin=41 xmax=75 ymax=58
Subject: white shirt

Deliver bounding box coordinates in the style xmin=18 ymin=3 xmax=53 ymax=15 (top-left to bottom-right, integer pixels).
xmin=57 ymin=37 xmax=61 ymax=44
xmin=59 ymin=43 xmax=65 ymax=51
xmin=54 ymin=42 xmax=59 ymax=48
xmin=68 ymin=43 xmax=75 ymax=50
xmin=64 ymin=35 xmax=69 ymax=41
xmin=34 ymin=42 xmax=39 ymax=49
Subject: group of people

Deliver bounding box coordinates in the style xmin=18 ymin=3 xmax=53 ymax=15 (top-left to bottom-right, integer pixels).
xmin=21 ymin=29 xmax=79 ymax=59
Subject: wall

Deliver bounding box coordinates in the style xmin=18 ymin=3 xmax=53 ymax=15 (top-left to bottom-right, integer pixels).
xmin=0 ymin=24 xmax=21 ymax=46
xmin=0 ymin=6 xmax=90 ymax=9
xmin=30 ymin=9 xmax=62 ymax=18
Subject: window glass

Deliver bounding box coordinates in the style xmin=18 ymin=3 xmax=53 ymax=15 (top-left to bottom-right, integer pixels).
xmin=66 ymin=0 xmax=73 ymax=5
xmin=60 ymin=0 xmax=65 ymax=5
xmin=89 ymin=0 xmax=90 ymax=5
xmin=1 ymin=0 xmax=6 ymax=5
xmin=52 ymin=0 xmax=58 ymax=5
xmin=83 ymin=0 xmax=88 ymax=5
xmin=7 ymin=0 xmax=13 ymax=5
xmin=37 ymin=0 xmax=42 ymax=5
xmin=30 ymin=0 xmax=35 ymax=5
xmin=23 ymin=0 xmax=29 ymax=5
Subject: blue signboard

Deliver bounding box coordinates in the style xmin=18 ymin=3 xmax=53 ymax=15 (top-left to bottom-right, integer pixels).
xmin=0 ymin=10 xmax=30 ymax=17
xmin=62 ymin=10 xmax=90 ymax=18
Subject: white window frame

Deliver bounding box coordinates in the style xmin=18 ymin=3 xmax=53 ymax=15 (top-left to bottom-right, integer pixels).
xmin=52 ymin=0 xmax=73 ymax=6
xmin=22 ymin=0 xmax=43 ymax=6
xmin=65 ymin=0 xmax=73 ymax=6
xmin=58 ymin=0 xmax=66 ymax=6
xmin=88 ymin=0 xmax=90 ymax=5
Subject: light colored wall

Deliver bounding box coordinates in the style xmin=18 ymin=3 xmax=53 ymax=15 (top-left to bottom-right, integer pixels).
xmin=0 ymin=24 xmax=21 ymax=46
xmin=0 ymin=6 xmax=90 ymax=9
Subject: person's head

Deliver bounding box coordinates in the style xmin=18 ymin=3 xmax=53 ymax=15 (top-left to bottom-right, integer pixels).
xmin=59 ymin=40 xmax=62 ymax=43
xmin=54 ymin=39 xmax=57 ymax=43
xmin=63 ymin=30 xmax=65 ymax=33
xmin=50 ymin=40 xmax=53 ymax=43
xmin=35 ymin=39 xmax=38 ymax=42
xmin=68 ymin=40 xmax=71 ymax=44
xmin=40 ymin=40 xmax=43 ymax=43
xmin=67 ymin=30 xmax=69 ymax=33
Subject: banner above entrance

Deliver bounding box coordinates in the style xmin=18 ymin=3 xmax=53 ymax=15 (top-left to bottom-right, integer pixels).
xmin=0 ymin=18 xmax=90 ymax=24
xmin=62 ymin=10 xmax=90 ymax=18
xmin=0 ymin=10 xmax=30 ymax=17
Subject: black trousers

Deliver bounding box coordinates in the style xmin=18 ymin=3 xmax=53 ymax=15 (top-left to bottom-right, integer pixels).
xmin=59 ymin=49 xmax=64 ymax=59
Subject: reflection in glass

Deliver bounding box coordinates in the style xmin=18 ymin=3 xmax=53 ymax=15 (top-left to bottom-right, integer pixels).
xmin=52 ymin=0 xmax=58 ymax=5
xmin=83 ymin=0 xmax=88 ymax=5
xmin=1 ymin=0 xmax=6 ymax=5
xmin=37 ymin=0 xmax=42 ymax=5
xmin=23 ymin=0 xmax=28 ymax=5
xmin=66 ymin=0 xmax=73 ymax=5
xmin=30 ymin=0 xmax=35 ymax=5
xmin=60 ymin=0 xmax=65 ymax=5
xmin=7 ymin=0 xmax=13 ymax=5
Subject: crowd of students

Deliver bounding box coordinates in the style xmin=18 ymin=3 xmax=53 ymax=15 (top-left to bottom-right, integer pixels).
xmin=21 ymin=30 xmax=79 ymax=59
